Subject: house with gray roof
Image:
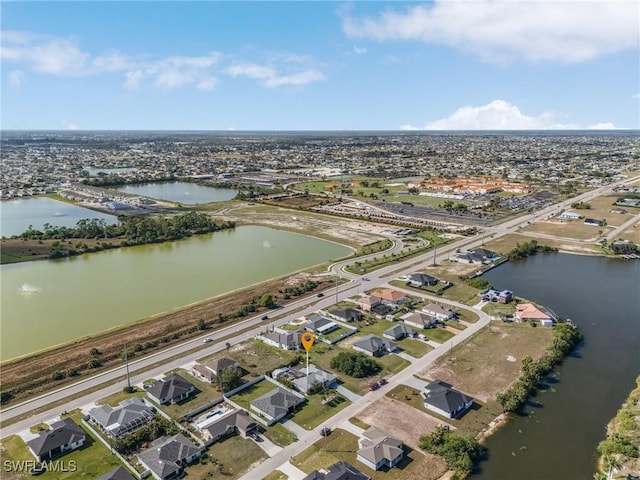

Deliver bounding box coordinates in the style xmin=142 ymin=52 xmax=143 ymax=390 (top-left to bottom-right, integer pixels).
xmin=352 ymin=335 xmax=397 ymax=357
xmin=291 ymin=365 xmax=338 ymax=394
xmin=250 ymin=386 xmax=305 ymax=425
xmin=422 ymin=304 xmax=455 ymax=321
xmin=88 ymin=397 xmax=156 ymax=438
xmin=96 ymin=467 xmax=136 ymax=480
xmin=146 ymin=373 xmax=196 ymax=405
xmin=407 ymin=272 xmax=439 ymax=288
xmin=192 ymin=356 xmax=238 ymax=383
xmin=383 ymin=324 xmax=417 ymax=341
xmin=27 ymin=418 xmax=86 ymax=462
xmin=403 ymin=312 xmax=438 ymax=329
xmin=356 ymin=427 xmax=404 ymax=471
xmin=303 ymin=461 xmax=371 ymax=480
xmin=305 ymin=315 xmax=338 ymax=335
xmin=328 ymin=308 xmax=363 ymax=323
xmin=201 ymin=410 xmax=258 ymax=443
xmin=137 ymin=433 xmax=200 ymax=480
xmin=422 ymin=380 xmax=473 ymax=419
xmin=262 ymin=330 xmax=302 ymax=350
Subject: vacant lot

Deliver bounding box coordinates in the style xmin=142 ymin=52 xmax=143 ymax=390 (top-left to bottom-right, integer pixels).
xmin=521 ymin=219 xmax=611 ymax=241
xmin=219 ymin=340 xmax=298 ymax=378
xmin=355 ymin=396 xmax=445 ymax=451
xmin=417 ymin=321 xmax=554 ymax=402
xmin=292 ymin=392 xmax=351 ymax=430
xmin=194 ymin=434 xmax=267 ymax=479
xmin=291 ymin=428 xmax=447 ymax=480
xmin=484 ymin=233 xmax=600 ymax=256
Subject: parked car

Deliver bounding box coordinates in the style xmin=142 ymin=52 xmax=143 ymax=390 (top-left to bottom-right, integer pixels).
xmin=320 ymin=427 xmax=331 ymax=436
xmin=369 ymin=382 xmax=379 ymax=391
xmin=379 ymin=378 xmax=388 ymax=385
xmin=261 ymin=315 xmax=269 ymax=320
xmin=250 ymin=432 xmax=263 ymax=442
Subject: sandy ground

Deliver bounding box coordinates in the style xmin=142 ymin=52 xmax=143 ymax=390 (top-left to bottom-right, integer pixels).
xmin=356 ymin=396 xmax=448 ymax=451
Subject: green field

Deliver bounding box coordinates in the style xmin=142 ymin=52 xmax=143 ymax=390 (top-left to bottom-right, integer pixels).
xmin=292 ymin=392 xmax=351 ymax=430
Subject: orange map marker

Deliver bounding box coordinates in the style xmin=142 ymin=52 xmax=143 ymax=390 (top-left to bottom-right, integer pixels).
xmin=301 ymin=332 xmax=315 ymax=351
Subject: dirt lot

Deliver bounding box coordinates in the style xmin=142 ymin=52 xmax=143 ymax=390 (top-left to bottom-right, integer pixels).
xmin=356 ymin=396 xmax=447 ymax=451
xmin=484 ymin=233 xmax=600 ymax=256
xmin=417 ymin=321 xmax=554 ymax=402
xmin=0 ymin=273 xmax=331 ymax=403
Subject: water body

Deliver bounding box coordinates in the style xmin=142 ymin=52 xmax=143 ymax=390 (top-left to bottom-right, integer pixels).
xmin=0 ymin=226 xmax=351 ymax=361
xmin=0 ymin=197 xmax=117 ymax=238
xmin=473 ymin=254 xmax=640 ymax=480
xmin=116 ymin=182 xmax=238 ymax=204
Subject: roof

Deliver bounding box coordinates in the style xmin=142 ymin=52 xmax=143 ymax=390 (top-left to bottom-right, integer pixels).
xmin=207 ymin=356 xmax=237 ymax=375
xmin=88 ymin=398 xmax=155 ymax=437
xmin=352 ymin=335 xmax=397 ymax=355
xmin=470 ymin=248 xmax=498 ymax=259
xmin=137 ymin=434 xmax=199 ymax=479
xmin=204 ymin=410 xmax=257 ymax=439
xmin=403 ymin=312 xmax=436 ymax=328
xmin=251 ymin=386 xmax=304 ymax=419
xmin=516 ymin=303 xmax=551 ymax=320
xmin=358 ymin=427 xmax=404 ymax=466
xmin=408 ymin=273 xmax=438 ymax=284
xmin=95 ymin=467 xmax=136 ymax=480
xmin=377 ymin=289 xmax=406 ymax=302
xmin=306 ymin=316 xmax=336 ymax=332
xmin=423 ymin=380 xmax=473 ymax=415
xmin=303 ymin=462 xmax=371 ymax=480
xmin=384 ymin=324 xmax=416 ymax=339
xmin=292 ymin=365 xmax=337 ymax=392
xmin=264 ymin=331 xmax=301 ymax=348
xmin=356 ymin=295 xmax=381 ymax=306
xmin=423 ymin=303 xmax=454 ymax=316
xmin=329 ymin=308 xmax=362 ymax=321
xmin=147 ymin=373 xmax=195 ymax=403
xmin=27 ymin=418 xmax=85 ymax=457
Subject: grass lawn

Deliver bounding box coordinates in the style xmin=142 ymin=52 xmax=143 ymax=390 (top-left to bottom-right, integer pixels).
xmin=457 ymin=308 xmax=479 ymax=323
xmin=263 ymin=471 xmax=289 ymax=480
xmin=155 ymin=369 xmax=223 ymax=419
xmin=218 ymin=340 xmax=298 ymax=377
xmin=482 ymin=302 xmax=517 ymax=318
xmin=227 ymin=379 xmax=282 ymax=411
xmin=309 ymin=348 xmax=365 ymax=395
xmin=445 ymin=320 xmax=467 ymax=331
xmin=386 ymin=385 xmax=502 ymax=437
xmin=424 ymin=327 xmax=455 ymax=344
xmin=353 ymin=318 xmax=395 ymax=337
xmin=0 ymin=416 xmax=128 ymax=480
xmin=96 ymin=386 xmax=147 ymax=407
xmin=291 ymin=428 xmax=446 ymax=480
xmin=29 ymin=422 xmax=49 ymax=434
xmin=292 ymin=392 xmax=351 ymax=430
xmin=377 ymin=355 xmax=410 ymax=375
xmin=190 ymin=435 xmax=267 ymax=479
xmin=348 ymin=417 xmax=370 ymax=430
xmin=396 ymin=338 xmax=433 ymax=358
xmin=262 ymin=422 xmax=297 ymax=447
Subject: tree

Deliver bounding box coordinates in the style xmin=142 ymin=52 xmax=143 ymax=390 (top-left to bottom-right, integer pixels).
xmin=419 ymin=426 xmax=487 ymax=474
xmin=260 ymin=294 xmax=275 ymax=308
xmin=90 ymin=347 xmax=101 ymax=356
xmin=216 ymin=366 xmax=243 ymax=392
xmin=197 ymin=318 xmax=207 ymax=330
xmin=330 ymin=351 xmax=382 ymax=378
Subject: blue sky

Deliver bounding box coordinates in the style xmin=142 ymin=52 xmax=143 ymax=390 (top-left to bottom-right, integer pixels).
xmin=2 ymin=1 xmax=639 ymax=130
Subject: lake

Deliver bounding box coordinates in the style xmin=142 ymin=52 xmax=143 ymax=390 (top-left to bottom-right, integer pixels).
xmin=0 ymin=226 xmax=351 ymax=361
xmin=0 ymin=197 xmax=117 ymax=238
xmin=473 ymin=253 xmax=640 ymax=480
xmin=116 ymin=182 xmax=238 ymax=204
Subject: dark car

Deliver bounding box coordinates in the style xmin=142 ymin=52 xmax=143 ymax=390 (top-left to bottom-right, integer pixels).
xmin=320 ymin=427 xmax=331 ymax=437
xmin=369 ymin=382 xmax=379 ymax=391
xmin=317 ymin=293 xmax=324 ymax=297
xmin=261 ymin=315 xmax=269 ymax=320
xmin=250 ymin=432 xmax=263 ymax=442
xmin=379 ymin=378 xmax=388 ymax=385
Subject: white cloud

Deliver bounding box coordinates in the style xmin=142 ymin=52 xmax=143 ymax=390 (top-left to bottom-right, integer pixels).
xmin=353 ymin=46 xmax=367 ymax=55
xmin=633 ymin=93 xmax=640 ymax=100
xmin=8 ymin=69 xmax=23 ymax=87
xmin=225 ymin=62 xmax=325 ymax=88
xmin=403 ymin=100 xmax=617 ymax=130
xmin=587 ymin=122 xmax=617 ymax=130
xmin=62 ymin=121 xmax=79 ymax=130
xmin=342 ymin=1 xmax=640 ymax=62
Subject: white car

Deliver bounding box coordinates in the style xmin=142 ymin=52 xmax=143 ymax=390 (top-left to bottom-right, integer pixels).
xmin=203 ymin=337 xmax=213 ymax=343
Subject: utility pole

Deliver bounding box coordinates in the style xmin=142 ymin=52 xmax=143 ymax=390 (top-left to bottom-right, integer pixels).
xmin=124 ymin=343 xmax=131 ymax=389
xmin=335 ymin=276 xmax=339 ymax=305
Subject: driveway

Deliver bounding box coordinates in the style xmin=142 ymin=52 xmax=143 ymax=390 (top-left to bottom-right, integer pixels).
xmin=402 ymin=375 xmax=429 ymax=391
xmin=254 ymin=433 xmax=281 ymax=457
xmin=278 ymin=461 xmax=308 ymax=480
xmin=280 ymin=418 xmax=308 ymax=440
xmin=335 ymin=385 xmax=362 ymax=402
xmin=395 ymin=351 xmax=417 ymax=363
xmin=338 ymin=419 xmax=365 ymax=437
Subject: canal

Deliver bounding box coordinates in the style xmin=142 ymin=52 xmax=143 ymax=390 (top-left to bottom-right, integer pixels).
xmin=0 ymin=226 xmax=351 ymax=361
xmin=473 ymin=253 xmax=640 ymax=480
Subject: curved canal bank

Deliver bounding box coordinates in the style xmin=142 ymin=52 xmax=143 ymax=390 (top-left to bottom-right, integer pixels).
xmin=472 ymin=254 xmax=640 ymax=480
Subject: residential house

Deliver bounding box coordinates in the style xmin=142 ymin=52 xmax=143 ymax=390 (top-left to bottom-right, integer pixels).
xmin=469 ymin=248 xmax=500 ymax=263
xmin=146 ymin=373 xmax=196 ymax=405
xmin=376 ymin=288 xmax=409 ymax=306
xmin=27 ymin=418 xmax=86 ymax=462
xmin=383 ymin=324 xmax=417 ymax=341
xmin=262 ymin=330 xmax=302 ymax=350
xmin=422 ymin=304 xmax=455 ymax=321
xmin=352 ymin=335 xmax=397 ymax=357
xmin=403 ymin=312 xmax=438 ymax=329
xmin=96 ymin=467 xmax=136 ymax=480
xmin=201 ymin=410 xmax=258 ymax=443
xmin=584 ymin=218 xmax=605 ymax=227
xmin=88 ymin=398 xmax=156 ymax=438
xmin=355 ymin=295 xmax=381 ymax=312
xmin=356 ymin=427 xmax=404 ymax=471
xmin=305 ymin=315 xmax=338 ymax=335
xmin=191 ymin=356 xmax=238 ymax=384
xmin=303 ymin=461 xmax=371 ymax=480
xmin=515 ymin=303 xmax=554 ymax=326
xmin=498 ymin=290 xmax=513 ymax=303
xmin=422 ymin=380 xmax=473 ymax=419
xmin=137 ymin=434 xmax=201 ymax=480
xmin=328 ymin=308 xmax=363 ymax=323
xmin=610 ymin=240 xmax=638 ymax=254
xmin=292 ymin=365 xmax=338 ymax=394
xmin=559 ymin=211 xmax=582 ymax=220
xmin=250 ymin=386 xmax=306 ymax=425
xmin=407 ymin=273 xmax=439 ymax=288
xmin=370 ymin=303 xmax=394 ymax=318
